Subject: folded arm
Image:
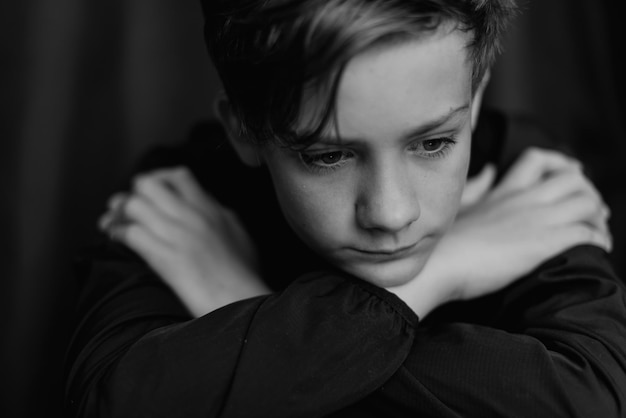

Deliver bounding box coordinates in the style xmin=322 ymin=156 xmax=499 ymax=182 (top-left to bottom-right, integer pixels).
xmin=64 ymin=243 xmax=418 ymax=418
xmin=347 ymin=245 xmax=626 ymax=417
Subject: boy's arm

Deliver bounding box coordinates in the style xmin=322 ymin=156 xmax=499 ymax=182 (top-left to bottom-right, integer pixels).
xmin=342 ymin=244 xmax=626 ymax=417
xmin=63 ymin=241 xmax=418 ymax=418
xmin=99 ymin=166 xmax=270 ymax=318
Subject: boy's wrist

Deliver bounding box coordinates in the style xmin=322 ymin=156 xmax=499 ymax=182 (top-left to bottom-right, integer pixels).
xmin=169 ymin=265 xmax=270 ymax=317
xmin=388 ymin=260 xmax=455 ymax=319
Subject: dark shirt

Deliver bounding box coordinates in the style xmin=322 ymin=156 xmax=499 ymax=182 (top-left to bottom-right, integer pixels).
xmin=63 ymin=109 xmax=626 ymax=417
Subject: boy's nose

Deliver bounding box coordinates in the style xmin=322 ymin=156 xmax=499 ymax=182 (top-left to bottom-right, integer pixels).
xmin=355 ymin=163 xmax=420 ymax=234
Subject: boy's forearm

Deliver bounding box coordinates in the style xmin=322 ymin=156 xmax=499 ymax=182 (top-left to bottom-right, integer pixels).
xmin=64 ymin=243 xmax=418 ymax=417
xmin=354 ymin=245 xmax=626 ymax=417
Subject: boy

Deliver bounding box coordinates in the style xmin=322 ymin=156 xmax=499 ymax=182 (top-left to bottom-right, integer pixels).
xmin=65 ymin=0 xmax=626 ymax=416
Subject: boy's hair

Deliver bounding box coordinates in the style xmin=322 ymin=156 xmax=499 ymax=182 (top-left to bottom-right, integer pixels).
xmin=200 ymin=0 xmax=517 ymax=147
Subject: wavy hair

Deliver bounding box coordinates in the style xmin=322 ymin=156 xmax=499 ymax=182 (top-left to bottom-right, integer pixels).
xmin=200 ymin=0 xmax=518 ymax=147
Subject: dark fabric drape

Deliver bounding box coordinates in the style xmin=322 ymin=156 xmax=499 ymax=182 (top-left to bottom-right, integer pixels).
xmin=1 ymin=1 xmax=623 ymax=417
xmin=1 ymin=1 xmax=217 ymax=417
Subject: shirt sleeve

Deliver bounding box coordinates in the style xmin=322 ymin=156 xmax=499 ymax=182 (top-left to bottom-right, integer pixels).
xmin=63 ymin=241 xmax=418 ymax=418
xmin=336 ymin=245 xmax=626 ymax=417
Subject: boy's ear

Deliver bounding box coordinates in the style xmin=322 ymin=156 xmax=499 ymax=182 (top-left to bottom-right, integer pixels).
xmin=213 ymin=92 xmax=262 ymax=167
xmin=470 ymin=69 xmax=491 ymax=132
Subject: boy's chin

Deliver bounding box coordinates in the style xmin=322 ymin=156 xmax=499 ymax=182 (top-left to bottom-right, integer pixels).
xmin=343 ymin=258 xmax=427 ymax=289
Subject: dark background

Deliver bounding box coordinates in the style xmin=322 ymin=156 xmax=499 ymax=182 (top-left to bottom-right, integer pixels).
xmin=1 ymin=1 xmax=624 ymax=417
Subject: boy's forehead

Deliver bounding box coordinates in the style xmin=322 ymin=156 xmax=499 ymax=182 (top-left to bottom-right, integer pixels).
xmin=339 ymin=21 xmax=471 ymax=90
xmin=296 ymin=24 xmax=473 ymax=137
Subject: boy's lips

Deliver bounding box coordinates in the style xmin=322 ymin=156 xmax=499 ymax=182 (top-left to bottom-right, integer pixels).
xmin=347 ymin=242 xmax=420 ymax=261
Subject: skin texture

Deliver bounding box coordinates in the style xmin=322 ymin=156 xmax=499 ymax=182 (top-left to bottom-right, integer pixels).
xmin=258 ymin=25 xmax=479 ymax=288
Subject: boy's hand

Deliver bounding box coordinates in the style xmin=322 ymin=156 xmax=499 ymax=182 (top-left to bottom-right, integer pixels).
xmin=100 ymin=166 xmax=270 ymax=317
xmin=392 ymin=148 xmax=612 ymax=318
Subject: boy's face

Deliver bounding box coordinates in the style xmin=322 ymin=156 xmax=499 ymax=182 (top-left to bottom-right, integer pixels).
xmin=260 ymin=26 xmax=477 ymax=288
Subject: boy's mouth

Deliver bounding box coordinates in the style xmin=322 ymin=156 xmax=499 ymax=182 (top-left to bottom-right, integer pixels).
xmin=348 ymin=242 xmax=420 ymax=262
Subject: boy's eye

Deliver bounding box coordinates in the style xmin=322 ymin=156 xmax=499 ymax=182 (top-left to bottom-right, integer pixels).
xmin=299 ymin=150 xmax=354 ymax=172
xmin=422 ymin=138 xmax=446 ymax=152
xmin=317 ymin=151 xmax=344 ymax=165
xmin=410 ymin=136 xmax=457 ymax=158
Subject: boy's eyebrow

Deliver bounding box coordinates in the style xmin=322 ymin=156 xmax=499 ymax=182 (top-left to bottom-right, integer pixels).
xmin=400 ymin=103 xmax=470 ymax=139
xmin=316 ymin=104 xmax=470 ymax=145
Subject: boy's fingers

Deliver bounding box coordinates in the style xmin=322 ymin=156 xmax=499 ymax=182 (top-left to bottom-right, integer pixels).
xmin=133 ymin=167 xmax=226 ymax=227
xmin=539 ymin=193 xmax=606 ymax=228
xmin=107 ymin=193 xmax=127 ymax=211
xmin=555 ymin=223 xmax=613 ymax=254
xmin=98 ymin=211 xmax=116 ymax=232
xmin=461 ymin=164 xmax=496 ymax=209
xmin=100 ymin=193 xmax=131 ymax=232
xmin=102 ymin=190 xmax=185 ymax=246
xmin=122 ymin=194 xmax=184 ymax=243
xmin=585 ymin=204 xmax=612 ymax=252
xmin=132 ymin=170 xmax=202 ymax=226
xmin=494 ymin=148 xmax=580 ymax=198
xmin=108 ymin=222 xmax=171 ymax=267
xmin=161 ymin=167 xmax=224 ymax=216
xmin=521 ymin=168 xmax=601 ymax=207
